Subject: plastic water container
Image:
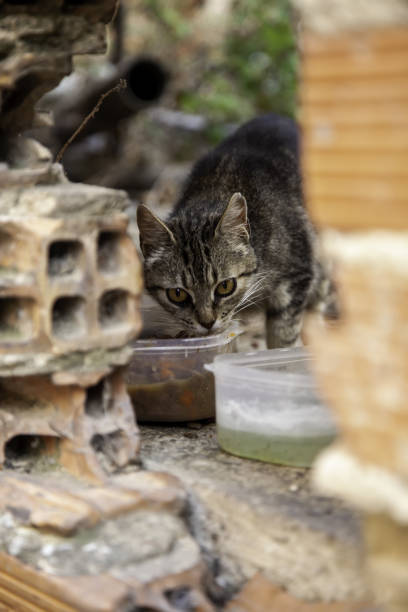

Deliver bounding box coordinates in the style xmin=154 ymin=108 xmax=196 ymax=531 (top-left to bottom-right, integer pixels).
xmin=208 ymin=347 xmax=336 ymax=467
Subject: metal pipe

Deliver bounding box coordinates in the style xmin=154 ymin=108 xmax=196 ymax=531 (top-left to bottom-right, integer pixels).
xmin=53 ymin=56 xmax=168 ymax=143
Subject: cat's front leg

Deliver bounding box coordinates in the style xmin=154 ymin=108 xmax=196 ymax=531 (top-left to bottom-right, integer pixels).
xmin=266 ymin=305 xmax=304 ymax=349
xmin=265 ymin=274 xmax=312 ymax=348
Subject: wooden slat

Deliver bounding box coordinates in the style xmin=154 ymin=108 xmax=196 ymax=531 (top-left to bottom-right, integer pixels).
xmin=0 ymin=584 xmax=43 ymax=612
xmin=303 ymin=51 xmax=408 ymax=81
xmin=302 ymin=125 xmax=408 ymax=151
xmin=303 ymin=27 xmax=408 ymax=56
xmin=0 ymin=554 xmax=133 ymax=612
xmin=0 ymin=569 xmax=75 ymax=612
xmin=306 ymin=176 xmax=408 ymax=201
xmin=301 ymin=77 xmax=408 ymax=104
xmin=305 ymin=197 xmax=408 ymax=230
xmin=300 ymin=27 xmax=408 ymax=230
xmin=301 ymin=102 xmax=408 ymax=126
xmin=303 ymin=151 xmax=408 ymax=178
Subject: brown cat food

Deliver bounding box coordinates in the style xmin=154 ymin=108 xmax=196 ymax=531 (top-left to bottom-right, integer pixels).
xmin=128 ymin=370 xmax=215 ymax=422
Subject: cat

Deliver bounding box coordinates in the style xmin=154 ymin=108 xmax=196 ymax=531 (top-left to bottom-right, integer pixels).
xmin=137 ymin=113 xmax=336 ymax=348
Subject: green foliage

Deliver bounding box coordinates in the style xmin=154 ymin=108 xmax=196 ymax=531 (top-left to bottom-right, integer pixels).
xmin=142 ymin=0 xmax=298 ymax=130
xmin=226 ymin=0 xmax=298 ymax=118
xmin=179 ymin=0 xmax=298 ymax=125
xmin=144 ymin=0 xmax=192 ymax=39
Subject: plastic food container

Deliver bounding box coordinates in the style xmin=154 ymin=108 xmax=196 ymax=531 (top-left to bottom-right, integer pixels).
xmin=126 ymin=318 xmax=240 ymax=422
xmin=208 ymin=347 xmax=336 ymax=467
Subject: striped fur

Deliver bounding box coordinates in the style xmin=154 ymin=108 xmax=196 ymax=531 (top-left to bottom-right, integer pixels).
xmin=138 ymin=114 xmax=337 ymax=345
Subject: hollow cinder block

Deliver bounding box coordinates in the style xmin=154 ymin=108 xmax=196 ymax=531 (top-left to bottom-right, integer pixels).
xmin=0 ymin=368 xmax=140 ymax=484
xmin=0 ymin=186 xmax=143 ymax=363
xmin=0 ymin=181 xmax=143 ymax=478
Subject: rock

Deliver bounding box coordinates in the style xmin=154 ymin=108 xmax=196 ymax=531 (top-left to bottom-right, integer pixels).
xmin=225 ymin=573 xmax=375 ymax=612
xmin=0 ymin=183 xmax=130 ymax=216
xmin=0 ymin=468 xmax=214 ymax=611
xmin=0 ymin=10 xmax=109 ymax=136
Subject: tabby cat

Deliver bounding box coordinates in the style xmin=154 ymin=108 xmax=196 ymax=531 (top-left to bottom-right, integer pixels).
xmin=137 ymin=113 xmax=335 ymax=347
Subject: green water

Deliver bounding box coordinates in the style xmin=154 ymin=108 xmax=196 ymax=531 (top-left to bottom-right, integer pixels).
xmin=217 ymin=426 xmax=335 ymax=467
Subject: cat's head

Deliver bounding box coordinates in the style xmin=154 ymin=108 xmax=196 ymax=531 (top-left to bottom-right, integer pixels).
xmin=137 ymin=192 xmax=259 ymax=336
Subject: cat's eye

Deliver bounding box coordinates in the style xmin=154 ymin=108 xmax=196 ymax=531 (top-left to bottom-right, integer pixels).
xmin=166 ymin=287 xmax=190 ymax=305
xmin=215 ymin=278 xmax=236 ymax=297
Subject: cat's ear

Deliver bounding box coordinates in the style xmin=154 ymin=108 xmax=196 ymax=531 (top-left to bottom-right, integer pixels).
xmin=137 ymin=205 xmax=176 ymax=259
xmin=216 ymin=192 xmax=249 ymax=240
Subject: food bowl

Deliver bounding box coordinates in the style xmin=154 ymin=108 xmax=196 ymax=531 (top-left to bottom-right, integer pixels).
xmin=126 ymin=306 xmax=240 ymax=422
xmin=208 ymin=347 xmax=336 ymax=467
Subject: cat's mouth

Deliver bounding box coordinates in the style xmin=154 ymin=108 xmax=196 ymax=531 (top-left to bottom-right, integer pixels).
xmin=193 ymin=320 xmax=226 ymax=337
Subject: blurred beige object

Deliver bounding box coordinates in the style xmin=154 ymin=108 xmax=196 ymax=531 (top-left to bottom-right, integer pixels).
xmin=313 ymin=446 xmax=408 ymax=612
xmin=307 ymin=231 xmax=408 ymax=477
xmin=363 ymin=513 xmax=408 ymax=612
xmin=306 ymin=231 xmax=408 ymax=611
xmin=297 ymin=1 xmax=408 ymax=610
xmin=312 ymin=445 xmax=408 ymax=524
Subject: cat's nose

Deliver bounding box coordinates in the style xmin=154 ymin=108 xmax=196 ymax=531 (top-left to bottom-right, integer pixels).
xmin=198 ymin=318 xmax=215 ymax=330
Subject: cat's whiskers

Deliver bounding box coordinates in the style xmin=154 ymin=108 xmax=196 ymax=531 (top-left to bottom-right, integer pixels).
xmin=235 ymin=284 xmax=265 ymax=310
xmin=232 ymin=273 xmax=267 ymax=316
xmin=233 ymin=298 xmax=264 ymax=316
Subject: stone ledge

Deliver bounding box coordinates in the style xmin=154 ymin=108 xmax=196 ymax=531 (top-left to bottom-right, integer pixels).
xmin=140 ymin=422 xmax=368 ymax=602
